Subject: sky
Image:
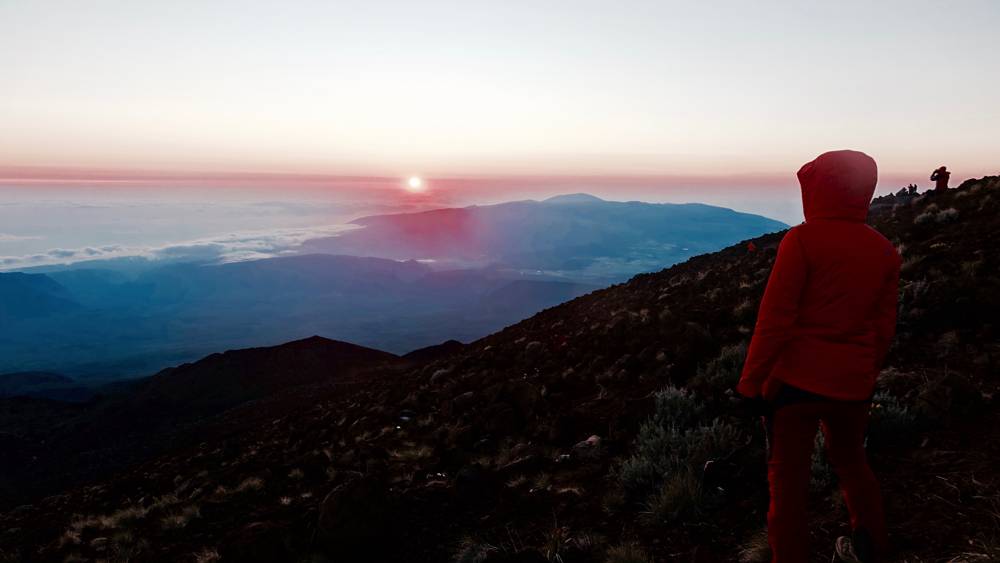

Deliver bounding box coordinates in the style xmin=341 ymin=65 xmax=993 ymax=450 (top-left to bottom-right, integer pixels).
xmin=1 ymin=1 xmax=998 ymax=268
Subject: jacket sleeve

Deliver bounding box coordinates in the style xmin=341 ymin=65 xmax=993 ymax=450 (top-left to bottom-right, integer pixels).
xmin=737 ymin=227 xmax=808 ymax=398
xmin=873 ymin=253 xmax=901 ymax=368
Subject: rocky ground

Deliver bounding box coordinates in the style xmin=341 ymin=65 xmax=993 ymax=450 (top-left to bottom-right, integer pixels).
xmin=1 ymin=176 xmax=999 ymax=562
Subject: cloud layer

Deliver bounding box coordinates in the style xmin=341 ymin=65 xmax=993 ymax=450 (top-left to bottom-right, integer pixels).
xmin=0 ymin=225 xmax=356 ymax=271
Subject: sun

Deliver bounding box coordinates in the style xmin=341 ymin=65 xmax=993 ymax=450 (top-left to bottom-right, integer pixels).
xmin=405 ymin=176 xmax=425 ymax=192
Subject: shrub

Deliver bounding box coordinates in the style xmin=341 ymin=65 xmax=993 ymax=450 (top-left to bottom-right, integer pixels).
xmin=648 ymin=385 xmax=704 ymax=429
xmin=936 ymin=207 xmax=959 ymax=223
xmin=868 ymin=392 xmax=921 ymax=448
xmin=620 ymin=412 xmax=742 ymax=510
xmin=692 ymin=343 xmax=747 ymax=392
xmin=642 ymin=468 xmax=703 ymax=523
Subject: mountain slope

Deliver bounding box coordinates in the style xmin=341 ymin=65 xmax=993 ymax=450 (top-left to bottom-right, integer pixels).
xmin=0 ymin=337 xmax=407 ymax=509
xmin=1 ymin=179 xmax=998 ymax=562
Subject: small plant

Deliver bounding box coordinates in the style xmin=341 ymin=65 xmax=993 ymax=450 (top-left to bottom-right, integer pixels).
xmin=605 ymin=543 xmax=653 ymax=563
xmin=390 ymin=444 xmax=434 ymax=461
xmin=453 ymin=537 xmax=498 ymax=563
xmin=160 ymin=505 xmax=200 ymax=529
xmin=810 ymin=432 xmax=835 ymax=491
xmin=235 ymin=476 xmax=265 ymax=493
xmin=107 ymin=531 xmax=147 ymax=563
xmin=737 ymin=530 xmax=771 ymax=563
xmin=543 ymin=524 xmax=572 ymax=562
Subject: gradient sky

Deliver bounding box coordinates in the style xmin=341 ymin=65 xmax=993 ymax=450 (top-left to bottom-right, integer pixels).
xmin=2 ymin=0 xmax=998 ymax=182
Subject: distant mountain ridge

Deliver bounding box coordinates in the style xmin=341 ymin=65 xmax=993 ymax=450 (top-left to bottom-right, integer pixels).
xmin=303 ymin=194 xmax=787 ymax=278
xmin=131 ymin=336 xmax=401 ymax=418
xmin=0 ymin=254 xmax=597 ymax=377
xmin=1 ymin=195 xmax=784 ymax=378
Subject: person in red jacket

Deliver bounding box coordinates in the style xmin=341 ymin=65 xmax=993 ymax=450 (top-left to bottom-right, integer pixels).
xmin=737 ymin=150 xmax=901 ymax=563
xmin=930 ymin=166 xmax=950 ymax=190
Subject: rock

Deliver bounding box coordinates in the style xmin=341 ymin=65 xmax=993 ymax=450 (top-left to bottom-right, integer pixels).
xmin=572 ymin=434 xmax=604 ymax=460
xmin=430 ymin=368 xmax=452 ymax=385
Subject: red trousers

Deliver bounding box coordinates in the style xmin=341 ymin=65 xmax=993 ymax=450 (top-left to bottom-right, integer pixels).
xmin=764 ymin=399 xmax=888 ymax=562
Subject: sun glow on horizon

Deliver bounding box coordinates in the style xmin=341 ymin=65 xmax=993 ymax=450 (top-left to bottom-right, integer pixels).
xmin=406 ymin=176 xmax=425 ymax=193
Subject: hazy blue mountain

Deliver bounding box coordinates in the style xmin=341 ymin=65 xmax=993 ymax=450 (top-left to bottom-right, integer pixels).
xmin=0 ymin=195 xmax=784 ymax=380
xmin=302 ymin=195 xmax=787 ymax=282
xmin=0 ymin=273 xmax=80 ymax=321
xmin=0 ymin=372 xmax=74 ymax=399
xmin=0 ymin=254 xmax=597 ymax=378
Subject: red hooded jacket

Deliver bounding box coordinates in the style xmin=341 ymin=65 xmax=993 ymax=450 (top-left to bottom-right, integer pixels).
xmin=737 ymin=150 xmax=901 ymax=401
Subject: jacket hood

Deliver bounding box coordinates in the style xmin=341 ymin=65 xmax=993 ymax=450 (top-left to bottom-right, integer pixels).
xmin=797 ymin=150 xmax=877 ymax=222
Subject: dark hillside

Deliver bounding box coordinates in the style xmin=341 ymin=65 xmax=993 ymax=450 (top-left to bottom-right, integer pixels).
xmin=0 ymin=337 xmax=406 ymax=509
xmin=1 ymin=178 xmax=998 ymax=562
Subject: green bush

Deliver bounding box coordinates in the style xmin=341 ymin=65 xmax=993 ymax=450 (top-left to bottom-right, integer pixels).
xmin=619 ymin=384 xmax=743 ymax=521
xmin=648 ymin=385 xmax=704 ymax=429
xmin=692 ymin=343 xmax=747 ymax=392
xmin=642 ymin=468 xmax=703 ymax=523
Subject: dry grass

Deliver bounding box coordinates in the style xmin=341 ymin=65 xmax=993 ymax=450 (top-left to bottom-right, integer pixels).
xmin=160 ymin=505 xmax=201 ymax=529
xmin=234 ymin=476 xmax=265 ymax=493
xmin=193 ymin=548 xmax=222 ymax=562
xmin=605 ymin=543 xmax=652 ymax=563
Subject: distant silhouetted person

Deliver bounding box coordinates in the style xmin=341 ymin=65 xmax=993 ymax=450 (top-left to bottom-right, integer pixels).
xmin=931 ymin=166 xmax=950 ymax=190
xmin=738 ymin=150 xmax=900 ymax=562
xmin=907 ymin=183 xmax=918 ymax=195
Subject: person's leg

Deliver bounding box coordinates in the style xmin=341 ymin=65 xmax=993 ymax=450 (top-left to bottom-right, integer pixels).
xmin=765 ymin=403 xmax=821 ymax=562
xmin=821 ymin=402 xmax=889 ymax=556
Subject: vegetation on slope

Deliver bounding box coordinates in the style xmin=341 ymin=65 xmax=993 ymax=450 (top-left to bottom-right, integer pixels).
xmin=1 ymin=178 xmax=998 ymax=562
